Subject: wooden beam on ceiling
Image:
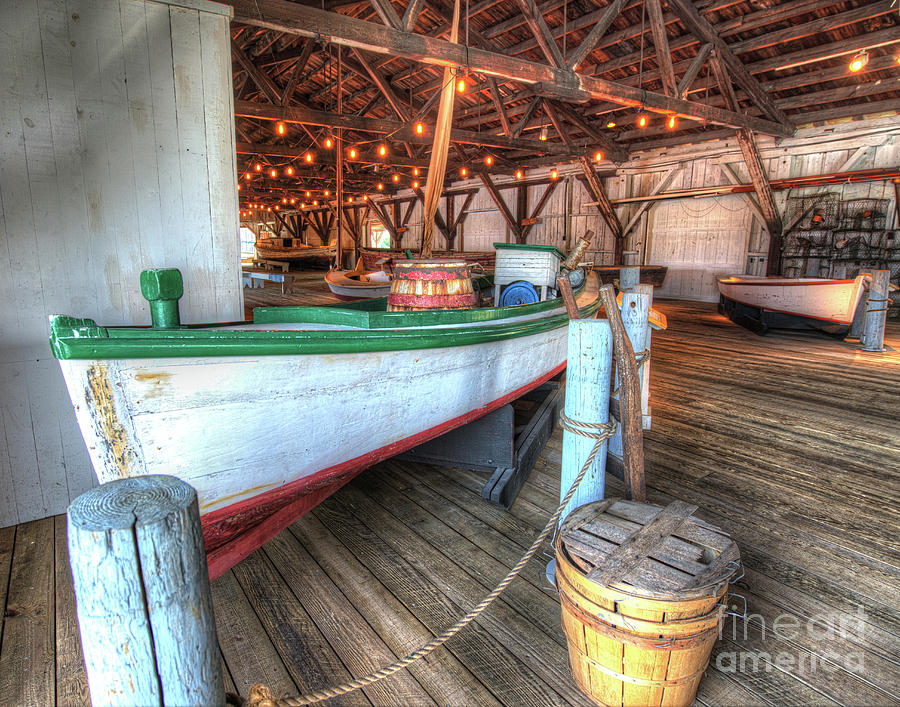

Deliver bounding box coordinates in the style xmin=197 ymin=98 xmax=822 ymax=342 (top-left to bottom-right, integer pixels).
xmin=710 ymin=51 xmax=782 ymax=275
xmin=478 ymin=172 xmax=521 ymax=241
xmin=228 ymin=0 xmax=794 ymax=138
xmin=578 ymin=155 xmax=623 ymax=261
xmin=676 ymin=43 xmax=711 ymax=100
xmin=402 ymin=0 xmax=427 ymax=31
xmin=350 ymin=49 xmax=411 ymax=121
xmin=234 ymin=100 xmax=591 ymax=156
xmin=665 ymin=0 xmax=793 ymax=130
xmin=231 ymin=38 xmax=283 ymax=104
xmin=549 ymin=101 xmax=628 ymax=162
xmin=645 ymin=0 xmax=677 ymax=97
xmin=487 ymin=78 xmax=512 ymax=137
xmin=511 ymin=97 xmax=542 ymax=139
xmin=566 ymin=0 xmax=625 ymax=72
xmin=281 ymin=39 xmax=315 ymax=105
xmin=514 ymin=0 xmax=567 ymax=68
xmin=368 ymin=0 xmax=403 ymax=29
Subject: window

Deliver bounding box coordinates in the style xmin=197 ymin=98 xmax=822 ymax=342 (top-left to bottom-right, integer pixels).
xmin=239 ymin=227 xmax=257 ymax=256
xmin=369 ymin=221 xmax=391 ymax=249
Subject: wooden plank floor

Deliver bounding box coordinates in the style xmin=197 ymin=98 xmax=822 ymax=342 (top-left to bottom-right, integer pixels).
xmin=1 ymin=280 xmax=898 ymax=706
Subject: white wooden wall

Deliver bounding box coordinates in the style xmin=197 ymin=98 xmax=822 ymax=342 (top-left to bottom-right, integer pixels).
xmin=0 ymin=0 xmax=241 ymax=527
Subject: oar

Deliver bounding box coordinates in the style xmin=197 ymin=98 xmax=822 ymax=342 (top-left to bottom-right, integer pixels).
xmin=599 ymin=284 xmax=647 ymax=502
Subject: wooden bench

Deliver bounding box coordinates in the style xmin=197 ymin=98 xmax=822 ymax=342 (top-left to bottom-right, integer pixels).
xmin=242 ymin=268 xmax=295 ymax=293
xmin=252 ymin=259 xmax=290 ymax=272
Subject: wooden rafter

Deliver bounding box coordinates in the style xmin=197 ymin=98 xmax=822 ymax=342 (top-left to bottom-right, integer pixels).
xmin=549 ymin=101 xmax=628 ymax=162
xmin=487 ymin=78 xmax=512 ymax=137
xmin=281 ymin=40 xmax=315 ymax=105
xmin=676 ymin=43 xmax=711 ymax=100
xmin=520 ymin=179 xmax=560 ymax=241
xmin=645 ymin=0 xmax=677 ymax=97
xmin=402 ymin=0 xmax=427 ymax=31
xmin=229 ymin=0 xmax=794 ymax=137
xmin=350 ymin=50 xmax=410 ymax=121
xmin=511 ymin=98 xmax=542 ymax=139
xmin=514 ymin=0 xmax=566 ymax=68
xmin=709 ymin=51 xmax=782 ymax=274
xmin=665 ymin=0 xmax=793 ymax=130
xmin=578 ymin=155 xmax=624 ymax=262
xmin=566 ymin=0 xmax=625 ymax=72
xmin=369 ymin=0 xmax=403 ymax=29
xmin=231 ymin=39 xmax=282 ymax=104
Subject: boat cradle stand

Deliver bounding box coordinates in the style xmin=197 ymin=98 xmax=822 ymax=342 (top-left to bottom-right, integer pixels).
xmin=399 ymin=381 xmax=563 ymax=509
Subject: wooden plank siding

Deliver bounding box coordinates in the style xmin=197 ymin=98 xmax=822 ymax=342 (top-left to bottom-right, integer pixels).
xmin=2 ymin=277 xmax=898 ymax=706
xmin=0 ymin=0 xmax=242 ymax=527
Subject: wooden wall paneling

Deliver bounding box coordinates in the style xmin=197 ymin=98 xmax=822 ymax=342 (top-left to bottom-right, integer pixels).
xmin=200 ymin=10 xmax=243 ymax=320
xmin=171 ymin=6 xmax=215 ymax=319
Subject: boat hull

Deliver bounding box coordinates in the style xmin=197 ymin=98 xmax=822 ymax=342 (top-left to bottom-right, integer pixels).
xmin=53 ymin=277 xmax=601 ymax=577
xmin=324 ymin=268 xmax=392 ymax=300
xmin=716 ymin=275 xmax=869 ymax=335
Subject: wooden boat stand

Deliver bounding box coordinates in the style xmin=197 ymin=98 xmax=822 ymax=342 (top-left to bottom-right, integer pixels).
xmin=399 ymin=380 xmax=564 ymax=509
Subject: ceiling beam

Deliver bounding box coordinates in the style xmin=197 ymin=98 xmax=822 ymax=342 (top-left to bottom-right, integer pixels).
xmin=645 ymin=0 xmax=677 ymax=97
xmin=676 ymin=43 xmax=711 ymax=100
xmin=228 ymin=0 xmax=794 ymax=138
xmin=665 ymin=0 xmax=793 ymax=130
xmin=566 ymin=0 xmax=625 ymax=72
xmin=368 ymin=0 xmax=403 ymax=29
xmin=402 ymin=0 xmax=427 ymax=30
xmin=235 ymin=99 xmax=591 ymax=156
xmin=514 ymin=0 xmax=566 ymax=68
xmin=578 ymin=155 xmax=623 ymax=260
xmin=231 ymin=39 xmax=282 ymax=104
xmin=281 ymin=40 xmax=315 ymax=105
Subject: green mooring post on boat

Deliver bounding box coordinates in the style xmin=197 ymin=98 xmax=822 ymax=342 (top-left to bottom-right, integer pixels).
xmin=140 ymin=268 xmax=183 ymax=328
xmin=67 ymin=474 xmax=224 ymax=707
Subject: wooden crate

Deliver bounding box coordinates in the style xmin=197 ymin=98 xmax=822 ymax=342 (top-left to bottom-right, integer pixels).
xmin=555 ymin=498 xmax=740 ymax=707
xmin=493 ymin=243 xmax=565 ymax=305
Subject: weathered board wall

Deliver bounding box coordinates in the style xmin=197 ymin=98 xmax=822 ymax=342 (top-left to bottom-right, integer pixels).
xmin=0 ymin=0 xmax=241 ymax=527
xmin=629 ymin=116 xmax=900 ymax=301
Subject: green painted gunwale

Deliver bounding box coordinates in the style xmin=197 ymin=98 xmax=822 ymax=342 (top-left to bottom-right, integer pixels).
xmin=50 ymin=279 xmax=600 ymax=360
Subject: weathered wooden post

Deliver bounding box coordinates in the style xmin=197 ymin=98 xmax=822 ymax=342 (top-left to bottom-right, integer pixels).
xmin=68 ymin=475 xmax=224 ymax=707
xmin=608 ymin=288 xmax=651 ymax=461
xmin=861 ymin=270 xmax=891 ymax=352
xmin=619 ymin=266 xmax=641 ymax=292
xmin=635 ymin=283 xmax=654 ymax=428
xmin=560 ymin=319 xmax=614 ymax=522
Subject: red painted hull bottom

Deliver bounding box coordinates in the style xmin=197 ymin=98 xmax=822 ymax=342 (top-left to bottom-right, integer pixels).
xmin=202 ymin=362 xmax=566 ymax=579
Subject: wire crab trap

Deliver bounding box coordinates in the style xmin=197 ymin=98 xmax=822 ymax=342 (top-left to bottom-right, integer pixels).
xmin=786 ymin=194 xmax=840 ymax=230
xmin=839 ymin=199 xmax=890 ymax=231
xmin=834 ymin=231 xmax=884 ymax=261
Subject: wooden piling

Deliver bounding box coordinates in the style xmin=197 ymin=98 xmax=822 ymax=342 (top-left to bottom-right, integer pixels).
xmin=861 ymin=270 xmax=890 ymax=352
xmin=619 ymin=266 xmax=641 ymax=292
xmin=67 ymin=475 xmax=224 ymax=707
xmin=560 ymin=319 xmax=614 ymax=522
xmin=609 ymin=288 xmax=652 ymax=461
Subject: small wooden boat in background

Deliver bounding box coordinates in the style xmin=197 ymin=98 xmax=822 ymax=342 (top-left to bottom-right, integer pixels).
xmin=716 ymin=273 xmax=871 ymax=336
xmin=359 ymin=247 xmax=495 ymax=271
xmin=255 ymin=237 xmax=335 ymax=264
xmin=324 ymin=259 xmax=392 ymax=300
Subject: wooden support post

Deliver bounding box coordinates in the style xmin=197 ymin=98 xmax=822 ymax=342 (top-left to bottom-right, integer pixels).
xmin=635 ymin=283 xmax=654 ymax=428
xmin=67 ymin=475 xmax=223 ymax=707
xmin=608 ymin=287 xmax=652 ymax=464
xmin=560 ymin=319 xmax=613 ymax=523
xmin=619 ymin=266 xmax=640 ymax=292
xmin=861 ymin=270 xmax=890 ymax=353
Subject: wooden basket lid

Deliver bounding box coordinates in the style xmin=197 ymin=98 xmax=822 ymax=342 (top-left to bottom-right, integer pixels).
xmin=558 ymin=498 xmax=740 ymax=599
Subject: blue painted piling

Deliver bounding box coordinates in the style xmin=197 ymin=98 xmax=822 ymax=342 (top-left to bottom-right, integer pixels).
xmin=560 ymin=319 xmax=614 ymax=522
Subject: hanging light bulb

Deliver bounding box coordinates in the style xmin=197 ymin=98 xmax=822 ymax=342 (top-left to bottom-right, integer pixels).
xmin=324 ymin=136 xmax=334 ymax=149
xmin=412 ymin=180 xmax=419 ymax=189
xmin=849 ymin=49 xmax=869 ymax=72
xmin=276 ymin=121 xmax=286 ymax=136
xmin=274 ymin=205 xmax=280 ymax=210
xmin=300 ymin=202 xmax=306 ymax=208
xmin=637 ymin=114 xmax=649 ymax=128
xmin=456 ymin=76 xmax=466 ymax=93
xmin=282 ymin=197 xmax=288 ymax=204
xmin=515 ymin=169 xmax=523 ymax=180
xmin=667 ymin=116 xmax=678 ymax=130
xmin=254 ymin=163 xmax=262 ymax=172
xmin=377 ymin=182 xmax=384 ymax=190
xmin=324 ymin=190 xmax=330 ymax=197
xmin=348 ymin=196 xmax=353 ymax=203
xmin=606 ymin=121 xmax=617 ymax=128
xmin=286 ymin=166 xmax=294 ymax=176
xmin=305 ymin=152 xmax=313 ymax=163
xmin=305 ymin=191 xmax=311 ymax=197
xmin=393 ymin=174 xmax=400 ymax=182
xmin=349 ymin=147 xmax=358 ymax=159
xmin=460 ymin=167 xmax=468 ymax=178
xmin=413 ymin=167 xmax=419 ymax=176
xmin=363 ymin=195 xmax=368 ymax=201
xmin=313 ymin=200 xmax=318 ymax=206
xmin=415 ymin=121 xmax=425 ymax=134
xmin=594 ymin=151 xmax=604 ymax=162
xmin=244 ymin=172 xmax=252 ymax=180
xmin=379 ymin=145 xmax=388 ymax=157
xmin=237 ymin=184 xmax=241 ymax=191
xmin=270 ymin=169 xmax=278 ymax=178
xmin=290 ymin=198 xmax=296 ymax=204
xmin=539 ymin=125 xmax=548 ymax=141
xmin=550 ymin=168 xmax=558 ymax=180
xmin=485 ymin=155 xmax=494 ymax=167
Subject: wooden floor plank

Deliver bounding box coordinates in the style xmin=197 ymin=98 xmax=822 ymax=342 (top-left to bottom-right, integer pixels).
xmin=0 ymin=518 xmax=55 ymax=706
xmin=262 ymin=528 xmax=437 ymax=706
xmin=289 ymin=514 xmax=502 ymax=707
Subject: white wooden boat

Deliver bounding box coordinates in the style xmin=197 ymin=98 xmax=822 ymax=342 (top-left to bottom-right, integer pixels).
xmin=50 ymin=269 xmax=601 ymax=578
xmin=324 ymin=259 xmax=392 ymax=300
xmin=716 ymin=273 xmax=871 ymax=335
